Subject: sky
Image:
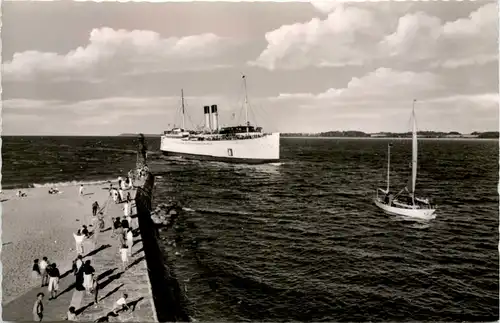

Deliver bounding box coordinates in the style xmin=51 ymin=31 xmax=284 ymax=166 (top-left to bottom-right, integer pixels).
xmin=2 ymin=0 xmax=498 ymax=135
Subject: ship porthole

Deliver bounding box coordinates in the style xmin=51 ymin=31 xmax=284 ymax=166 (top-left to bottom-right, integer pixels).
xmin=227 ymin=148 xmax=233 ymax=157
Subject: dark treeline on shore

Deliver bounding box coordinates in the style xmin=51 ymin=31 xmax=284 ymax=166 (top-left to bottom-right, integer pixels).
xmin=118 ymin=131 xmax=499 ymax=139
xmin=280 ymin=131 xmax=499 ymax=139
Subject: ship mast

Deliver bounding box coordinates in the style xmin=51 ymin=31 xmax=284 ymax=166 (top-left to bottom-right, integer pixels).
xmin=242 ymin=74 xmax=249 ymax=133
xmin=181 ymin=89 xmax=185 ymax=130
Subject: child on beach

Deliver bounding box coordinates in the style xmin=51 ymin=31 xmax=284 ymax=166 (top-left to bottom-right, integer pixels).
xmin=112 ymin=293 xmax=129 ymax=314
xmin=79 ymin=184 xmax=84 ymax=196
xmin=65 ymin=306 xmax=77 ymax=321
xmin=39 ymin=257 xmax=49 ymax=287
xmin=73 ymin=230 xmax=85 ymax=255
xmin=47 ymin=263 xmax=60 ymax=300
xmin=32 ymin=259 xmax=41 ymax=280
xmin=120 ymin=244 xmax=129 ymax=270
xmin=33 ymin=292 xmax=44 ymax=322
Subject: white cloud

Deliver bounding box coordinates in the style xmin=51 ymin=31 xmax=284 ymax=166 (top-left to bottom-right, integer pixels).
xmin=273 ymin=68 xmax=443 ymax=104
xmin=251 ymin=3 xmax=498 ymax=70
xmin=3 ymin=27 xmax=235 ymax=81
xmin=268 ymin=67 xmax=498 ymax=132
xmin=250 ymin=4 xmax=384 ymax=70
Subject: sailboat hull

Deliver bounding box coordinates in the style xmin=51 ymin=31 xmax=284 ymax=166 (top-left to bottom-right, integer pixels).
xmin=374 ymin=198 xmax=436 ymax=219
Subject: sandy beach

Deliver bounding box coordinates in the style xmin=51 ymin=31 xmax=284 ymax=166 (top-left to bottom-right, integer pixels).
xmin=1 ymin=182 xmax=121 ymax=304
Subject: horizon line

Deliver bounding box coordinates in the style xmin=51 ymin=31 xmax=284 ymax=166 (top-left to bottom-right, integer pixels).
xmin=2 ymin=130 xmax=498 ymax=137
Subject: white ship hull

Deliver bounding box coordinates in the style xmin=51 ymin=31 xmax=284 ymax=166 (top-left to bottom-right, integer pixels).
xmin=160 ymin=133 xmax=280 ymax=164
xmin=374 ymin=198 xmax=436 ymax=219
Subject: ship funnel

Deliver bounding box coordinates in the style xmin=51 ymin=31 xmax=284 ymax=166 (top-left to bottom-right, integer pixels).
xmin=211 ymin=105 xmax=218 ymax=131
xmin=203 ymin=105 xmax=211 ymax=130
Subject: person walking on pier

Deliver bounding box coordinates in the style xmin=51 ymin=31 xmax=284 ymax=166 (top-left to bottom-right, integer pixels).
xmin=120 ymin=244 xmax=129 ymax=270
xmin=83 ymin=260 xmax=95 ymax=295
xmin=126 ymin=229 xmax=133 ymax=256
xmin=47 ymin=263 xmax=60 ymax=300
xmin=73 ymin=230 xmax=85 ymax=256
xmin=92 ymin=276 xmax=100 ymax=306
xmin=33 ymin=292 xmax=44 ymax=322
xmin=32 ymin=259 xmax=41 ymax=281
xmin=39 ymin=257 xmax=50 ymax=287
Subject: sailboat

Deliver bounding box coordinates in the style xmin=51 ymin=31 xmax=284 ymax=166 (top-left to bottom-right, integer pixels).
xmin=374 ymin=99 xmax=436 ymax=219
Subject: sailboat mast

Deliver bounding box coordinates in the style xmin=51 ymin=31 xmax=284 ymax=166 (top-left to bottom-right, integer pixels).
xmin=386 ymin=143 xmax=391 ymax=193
xmin=411 ymin=99 xmax=418 ymax=205
xmin=181 ymin=89 xmax=186 ymax=130
xmin=242 ymin=74 xmax=249 ymax=133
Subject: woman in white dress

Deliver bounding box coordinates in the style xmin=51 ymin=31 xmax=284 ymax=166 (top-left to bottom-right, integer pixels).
xmin=82 ymin=260 xmax=95 ymax=295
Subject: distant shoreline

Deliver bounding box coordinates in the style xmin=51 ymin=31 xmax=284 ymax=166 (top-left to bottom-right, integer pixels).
xmin=281 ymin=136 xmax=499 ymax=140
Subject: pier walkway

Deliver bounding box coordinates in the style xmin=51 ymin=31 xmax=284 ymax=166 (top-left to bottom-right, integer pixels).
xmin=3 ymin=184 xmax=157 ymax=322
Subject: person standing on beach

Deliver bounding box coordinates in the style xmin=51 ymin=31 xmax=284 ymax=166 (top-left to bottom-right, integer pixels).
xmin=83 ymin=260 xmax=95 ymax=295
xmin=73 ymin=230 xmax=85 ymax=256
xmin=32 ymin=259 xmax=41 ymax=281
xmin=33 ymin=292 xmax=44 ymax=322
xmin=39 ymin=257 xmax=49 ymax=287
xmin=92 ymin=201 xmax=99 ymax=216
xmin=79 ymin=184 xmax=84 ymax=196
xmin=47 ymin=263 xmax=60 ymax=300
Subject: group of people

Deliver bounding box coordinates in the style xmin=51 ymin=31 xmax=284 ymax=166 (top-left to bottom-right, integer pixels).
xmin=112 ymin=215 xmax=134 ymax=270
xmin=31 ymin=257 xmax=61 ymax=302
xmin=30 ymin=179 xmax=140 ymax=322
xmin=48 ymin=187 xmax=61 ymax=195
xmin=71 ymin=256 xmax=97 ymax=296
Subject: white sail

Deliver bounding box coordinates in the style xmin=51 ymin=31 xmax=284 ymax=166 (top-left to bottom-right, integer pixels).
xmin=411 ymin=100 xmax=417 ymax=195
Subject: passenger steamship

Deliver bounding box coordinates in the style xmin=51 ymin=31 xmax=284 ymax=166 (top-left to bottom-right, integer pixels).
xmin=160 ymin=75 xmax=280 ymax=164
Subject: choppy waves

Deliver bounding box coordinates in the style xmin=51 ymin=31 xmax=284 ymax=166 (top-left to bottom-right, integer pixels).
xmin=153 ymin=139 xmax=499 ymax=322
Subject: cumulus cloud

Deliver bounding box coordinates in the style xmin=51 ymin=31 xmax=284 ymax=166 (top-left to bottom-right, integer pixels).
xmin=272 ymin=68 xmax=444 ymax=104
xmin=3 ymin=27 xmax=235 ymax=81
xmin=269 ymin=67 xmax=498 ymax=132
xmin=251 ymin=2 xmax=498 ymax=70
